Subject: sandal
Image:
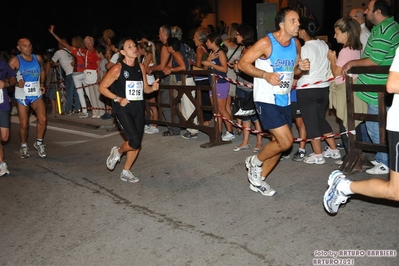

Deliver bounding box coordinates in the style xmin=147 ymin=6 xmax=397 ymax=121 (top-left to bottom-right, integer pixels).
xmin=162 ymin=130 xmax=175 ymax=137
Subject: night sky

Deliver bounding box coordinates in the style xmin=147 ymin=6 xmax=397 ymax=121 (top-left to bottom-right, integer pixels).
xmin=1 ymin=0 xmax=344 ymax=54
xmin=1 ymin=0 xmax=213 ymax=53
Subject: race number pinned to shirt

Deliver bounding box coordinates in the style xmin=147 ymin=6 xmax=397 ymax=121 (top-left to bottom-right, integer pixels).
xmin=0 ymin=89 xmax=4 ymax=104
xmin=24 ymin=81 xmax=41 ymax=97
xmin=272 ymin=72 xmax=293 ymax=95
xmin=272 ymin=72 xmax=293 ymax=107
xmin=125 ymin=80 xmax=144 ymax=101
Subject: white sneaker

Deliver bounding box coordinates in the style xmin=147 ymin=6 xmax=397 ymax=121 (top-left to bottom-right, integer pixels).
xmin=11 ymin=107 xmax=18 ymax=116
xmin=20 ymin=146 xmax=30 ymax=159
xmin=322 ymin=146 xmax=341 ymax=159
xmin=79 ymin=112 xmax=89 ymax=118
xmin=245 ymin=155 xmax=262 ymax=185
xmin=33 ymin=142 xmax=47 ymax=158
xmin=370 ymin=160 xmax=379 ymax=166
xmin=222 ymin=131 xmax=235 ymax=141
xmin=323 ymin=170 xmax=351 ymax=214
xmin=245 ymin=155 xmax=276 ymax=196
xmin=120 ymin=170 xmax=139 ymax=183
xmin=249 ymin=182 xmax=276 ymax=196
xmin=365 ymin=162 xmax=389 ymax=175
xmin=0 ymin=162 xmax=10 ymax=176
xmin=335 ymin=160 xmax=343 ymax=166
xmin=106 ymin=146 xmax=121 ymax=170
xmin=145 ymin=125 xmax=159 ymax=134
xmin=303 ymin=153 xmax=326 ymax=165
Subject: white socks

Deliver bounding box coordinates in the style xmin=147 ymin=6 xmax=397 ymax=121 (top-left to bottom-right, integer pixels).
xmin=338 ymin=178 xmax=353 ymax=195
xmin=253 ymin=155 xmax=263 ymax=166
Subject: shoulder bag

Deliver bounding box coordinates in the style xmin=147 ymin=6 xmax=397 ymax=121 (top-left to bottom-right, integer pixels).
xmin=82 ymin=50 xmax=98 ymax=84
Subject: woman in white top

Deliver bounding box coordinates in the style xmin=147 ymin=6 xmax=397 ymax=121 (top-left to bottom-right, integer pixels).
xmin=296 ymin=17 xmax=341 ymax=165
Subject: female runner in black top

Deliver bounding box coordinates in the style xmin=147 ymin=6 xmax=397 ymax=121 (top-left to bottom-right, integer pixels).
xmin=99 ymin=37 xmax=159 ymax=182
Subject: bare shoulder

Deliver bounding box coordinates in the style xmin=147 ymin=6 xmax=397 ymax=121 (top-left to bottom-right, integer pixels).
xmin=36 ymin=54 xmax=44 ymax=63
xmin=294 ymin=38 xmax=301 ymax=48
xmin=161 ymin=45 xmax=168 ymax=53
xmin=251 ymin=35 xmax=271 ymax=57
xmin=107 ymin=62 xmax=122 ymax=76
xmin=112 ymin=62 xmax=122 ymax=71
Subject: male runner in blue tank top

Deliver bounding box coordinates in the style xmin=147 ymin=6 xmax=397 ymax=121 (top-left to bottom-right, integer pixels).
xmin=9 ymin=38 xmax=47 ymax=158
xmin=238 ymin=7 xmax=310 ymax=196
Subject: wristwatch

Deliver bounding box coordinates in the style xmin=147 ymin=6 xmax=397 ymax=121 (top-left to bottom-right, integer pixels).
xmin=113 ymin=97 xmax=119 ymax=102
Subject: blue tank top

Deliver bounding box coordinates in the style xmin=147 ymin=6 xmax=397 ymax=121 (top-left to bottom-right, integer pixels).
xmin=210 ymin=48 xmax=227 ymax=83
xmin=267 ymin=33 xmax=296 ymax=72
xmin=267 ymin=33 xmax=296 ymax=106
xmin=17 ymin=54 xmax=40 ymax=82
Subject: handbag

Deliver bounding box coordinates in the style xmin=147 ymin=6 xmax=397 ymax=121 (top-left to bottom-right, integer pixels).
xmin=84 ymin=69 xmax=97 ymax=84
xmin=233 ymin=92 xmax=256 ymax=116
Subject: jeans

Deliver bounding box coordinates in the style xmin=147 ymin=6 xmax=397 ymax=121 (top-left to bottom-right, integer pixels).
xmin=65 ymin=74 xmax=81 ymax=112
xmin=366 ymin=104 xmax=389 ymax=166
xmin=358 ymin=122 xmax=371 ymax=143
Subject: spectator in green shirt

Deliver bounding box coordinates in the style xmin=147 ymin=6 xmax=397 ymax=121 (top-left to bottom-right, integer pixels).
xmin=341 ymin=0 xmax=399 ymax=175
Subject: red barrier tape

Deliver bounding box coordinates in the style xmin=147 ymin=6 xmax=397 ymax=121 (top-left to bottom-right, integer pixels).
xmin=210 ymin=73 xmax=343 ymax=90
xmin=214 ymin=113 xmax=355 ymax=143
xmin=81 ymin=107 xmax=112 ymax=111
xmin=76 ymin=82 xmax=101 ymax=90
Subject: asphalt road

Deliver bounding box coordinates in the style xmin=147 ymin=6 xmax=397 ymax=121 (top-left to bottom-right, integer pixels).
xmin=0 ymin=113 xmax=398 ymax=266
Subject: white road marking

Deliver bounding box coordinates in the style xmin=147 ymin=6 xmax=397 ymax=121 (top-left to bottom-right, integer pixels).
xmin=55 ymin=140 xmax=90 ymax=147
xmin=45 ymin=125 xmax=119 ymax=138
xmin=11 ymin=116 xmax=119 ymax=139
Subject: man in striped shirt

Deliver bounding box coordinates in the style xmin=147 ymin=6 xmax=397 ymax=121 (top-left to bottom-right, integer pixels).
xmin=324 ymin=46 xmax=399 ymax=215
xmin=342 ymin=0 xmax=399 ymax=175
